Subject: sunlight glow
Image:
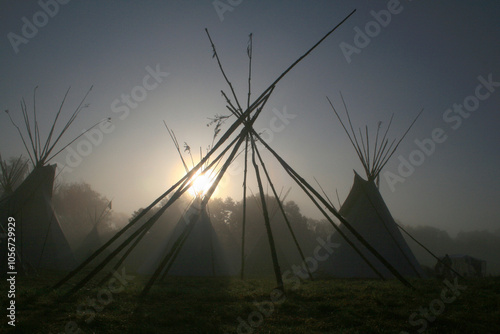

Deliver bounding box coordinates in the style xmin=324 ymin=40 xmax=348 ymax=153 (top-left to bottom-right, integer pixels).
xmin=188 ymin=169 xmax=217 ymax=198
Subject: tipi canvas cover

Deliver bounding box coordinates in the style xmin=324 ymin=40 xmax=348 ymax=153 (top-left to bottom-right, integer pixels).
xmin=0 ymin=164 xmax=75 ymax=270
xmin=1 ymin=87 xmax=95 ymax=272
xmin=74 ymin=224 xmax=102 ymax=263
xmin=139 ymin=199 xmax=236 ymax=276
xmin=319 ymin=172 xmax=424 ymax=278
xmin=74 ymin=201 xmax=112 ymax=262
xmin=318 ymin=95 xmax=426 ymax=279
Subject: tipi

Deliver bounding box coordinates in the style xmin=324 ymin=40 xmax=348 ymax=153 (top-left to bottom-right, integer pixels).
xmin=0 ymin=87 xmax=99 ymax=271
xmin=0 ymin=164 xmax=75 ymax=270
xmin=318 ymin=96 xmax=425 ymax=278
xmin=136 ymin=125 xmax=237 ymax=277
xmin=140 ymin=198 xmax=236 ymax=277
xmin=74 ymin=201 xmax=112 ymax=262
xmin=244 ymin=231 xmax=294 ymax=278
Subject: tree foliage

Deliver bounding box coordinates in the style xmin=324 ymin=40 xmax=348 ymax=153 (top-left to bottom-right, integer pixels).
xmin=0 ymin=155 xmax=29 ymax=195
xmin=53 ymin=181 xmax=112 ymax=246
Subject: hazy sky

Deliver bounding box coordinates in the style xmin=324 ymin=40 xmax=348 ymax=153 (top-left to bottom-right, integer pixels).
xmin=1 ymin=0 xmax=499 ymax=236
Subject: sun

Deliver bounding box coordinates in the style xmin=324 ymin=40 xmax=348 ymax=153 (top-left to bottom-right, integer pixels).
xmin=188 ymin=170 xmax=216 ymax=198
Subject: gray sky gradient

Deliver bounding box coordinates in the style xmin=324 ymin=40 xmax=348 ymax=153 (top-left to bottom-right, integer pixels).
xmin=1 ymin=0 xmax=499 ymax=236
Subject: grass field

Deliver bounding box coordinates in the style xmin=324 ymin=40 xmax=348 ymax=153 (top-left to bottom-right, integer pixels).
xmin=1 ymin=271 xmax=499 ymax=333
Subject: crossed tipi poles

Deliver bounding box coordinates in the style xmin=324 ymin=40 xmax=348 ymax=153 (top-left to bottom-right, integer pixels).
xmin=53 ymin=9 xmax=421 ymax=297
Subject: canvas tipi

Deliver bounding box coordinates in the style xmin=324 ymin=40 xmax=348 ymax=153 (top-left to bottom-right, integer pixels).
xmin=318 ymin=96 xmax=425 ymax=278
xmin=138 ymin=197 xmax=236 ymax=277
xmin=134 ymin=124 xmax=237 ymax=277
xmin=0 ymin=164 xmax=75 ymax=270
xmin=0 ymin=87 xmax=100 ymax=271
xmin=74 ymin=201 xmax=112 ymax=262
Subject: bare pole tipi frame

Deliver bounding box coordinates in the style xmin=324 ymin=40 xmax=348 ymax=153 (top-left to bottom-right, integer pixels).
xmin=53 ymin=9 xmax=417 ymax=297
xmin=227 ymin=32 xmax=313 ymax=281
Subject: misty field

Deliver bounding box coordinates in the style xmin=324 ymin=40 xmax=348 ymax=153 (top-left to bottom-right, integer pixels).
xmin=1 ymin=272 xmax=499 ymax=333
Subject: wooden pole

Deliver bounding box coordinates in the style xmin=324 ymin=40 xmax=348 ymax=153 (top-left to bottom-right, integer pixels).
xmin=254 ymin=140 xmax=313 ymax=280
xmin=250 ymin=138 xmax=284 ymax=291
xmin=240 ymin=135 xmax=249 ymax=279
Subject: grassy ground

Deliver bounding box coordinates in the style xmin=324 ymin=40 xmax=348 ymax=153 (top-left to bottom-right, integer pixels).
xmin=1 ymin=271 xmax=499 ymax=333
